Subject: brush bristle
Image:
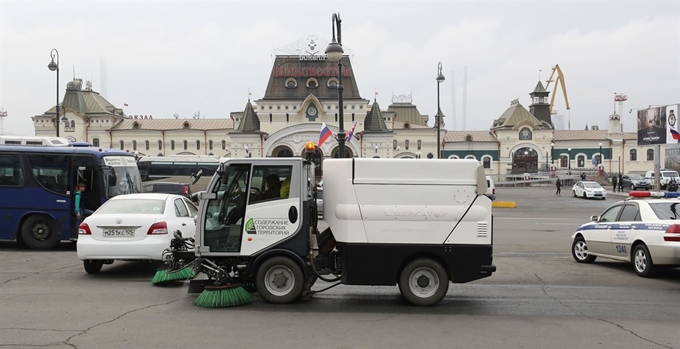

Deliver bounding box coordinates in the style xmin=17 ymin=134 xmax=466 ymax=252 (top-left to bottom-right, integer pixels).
xmin=193 ymin=286 xmax=253 ymax=308
xmin=151 ymin=266 xmax=196 ymax=285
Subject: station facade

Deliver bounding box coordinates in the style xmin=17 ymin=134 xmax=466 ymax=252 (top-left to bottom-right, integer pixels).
xmin=32 ymin=35 xmax=661 ymax=176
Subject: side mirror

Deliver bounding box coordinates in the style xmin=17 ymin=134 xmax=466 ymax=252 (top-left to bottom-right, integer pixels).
xmin=108 ymin=173 xmax=117 ymax=186
xmin=590 ymin=215 xmax=599 ymax=222
xmin=191 ymin=169 xmax=203 ymax=185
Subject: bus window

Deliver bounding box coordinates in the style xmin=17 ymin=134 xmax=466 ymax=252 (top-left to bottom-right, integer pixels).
xmin=27 ymin=154 xmax=69 ymax=194
xmin=0 ymin=154 xmax=24 ymax=187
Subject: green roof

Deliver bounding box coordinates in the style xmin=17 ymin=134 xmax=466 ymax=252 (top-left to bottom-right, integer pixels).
xmin=387 ymin=103 xmax=427 ymax=126
xmin=491 ymin=99 xmax=552 ymax=130
xmin=235 ymin=101 xmax=261 ymax=132
xmin=363 ymin=101 xmax=390 ymax=132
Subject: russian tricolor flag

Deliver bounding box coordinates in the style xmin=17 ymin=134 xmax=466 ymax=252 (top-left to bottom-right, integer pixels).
xmin=346 ymin=122 xmax=357 ymax=142
xmin=672 ymin=128 xmax=680 ymax=142
xmin=318 ymin=123 xmax=333 ymax=147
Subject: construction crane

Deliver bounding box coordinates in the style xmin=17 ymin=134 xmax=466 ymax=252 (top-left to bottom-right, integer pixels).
xmin=545 ymin=64 xmax=570 ymax=115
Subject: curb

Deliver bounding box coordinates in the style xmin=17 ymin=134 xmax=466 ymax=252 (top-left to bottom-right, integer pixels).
xmin=492 ymin=201 xmax=516 ymax=208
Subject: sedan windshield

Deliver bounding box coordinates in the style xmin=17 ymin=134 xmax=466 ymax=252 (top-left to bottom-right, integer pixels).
xmin=96 ymin=199 xmax=166 ymax=215
xmin=583 ymin=183 xmax=601 ymax=189
xmin=628 ymin=174 xmax=644 ymax=180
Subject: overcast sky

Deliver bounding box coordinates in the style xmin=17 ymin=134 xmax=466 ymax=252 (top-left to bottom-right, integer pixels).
xmin=1 ymin=0 xmax=679 ymax=136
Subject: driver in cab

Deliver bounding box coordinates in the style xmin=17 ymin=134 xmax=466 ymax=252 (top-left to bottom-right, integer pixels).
xmin=253 ymin=174 xmax=282 ymax=202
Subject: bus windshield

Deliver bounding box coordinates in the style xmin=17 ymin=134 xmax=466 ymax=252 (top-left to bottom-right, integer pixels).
xmin=102 ymin=156 xmax=142 ymax=198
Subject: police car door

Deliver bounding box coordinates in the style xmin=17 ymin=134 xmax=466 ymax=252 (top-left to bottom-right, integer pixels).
xmin=240 ymin=161 xmax=301 ymax=256
xmin=609 ymin=203 xmax=641 ymax=258
xmin=591 ymin=204 xmax=624 ymax=254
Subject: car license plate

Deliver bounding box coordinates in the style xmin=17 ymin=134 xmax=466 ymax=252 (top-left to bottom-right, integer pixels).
xmin=103 ymin=229 xmax=134 ymax=237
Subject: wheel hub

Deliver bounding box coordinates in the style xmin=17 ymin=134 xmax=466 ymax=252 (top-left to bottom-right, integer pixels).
xmin=32 ymin=223 xmax=49 ymax=241
xmin=273 ymin=272 xmax=288 ymax=288
xmin=417 ymin=275 xmax=430 ymax=287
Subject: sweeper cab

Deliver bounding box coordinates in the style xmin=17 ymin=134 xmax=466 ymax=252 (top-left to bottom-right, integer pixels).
xmin=167 ymin=141 xmax=496 ymax=306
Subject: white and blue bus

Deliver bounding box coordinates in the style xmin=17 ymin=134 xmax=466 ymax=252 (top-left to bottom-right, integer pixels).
xmin=0 ymin=143 xmax=142 ymax=249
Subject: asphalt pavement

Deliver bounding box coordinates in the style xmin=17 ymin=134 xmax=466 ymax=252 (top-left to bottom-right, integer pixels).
xmin=0 ymin=187 xmax=679 ymax=349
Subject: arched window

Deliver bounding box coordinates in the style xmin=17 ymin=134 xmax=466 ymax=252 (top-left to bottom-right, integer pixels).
xmin=630 ymin=149 xmax=637 ymax=161
xmin=577 ymin=155 xmax=585 ymax=167
xmin=158 ymin=140 xmax=162 ymax=150
xmin=393 ymin=140 xmax=397 ymax=150
xmin=132 ymin=140 xmax=137 ymax=150
xmin=647 ymin=149 xmax=654 ymax=161
xmin=405 ymin=140 xmax=410 ymax=150
xmin=92 ymin=138 xmax=100 ymax=147
xmin=70 ymin=120 xmax=75 ymax=128
xmin=196 ymin=140 xmax=201 ymax=150
xmin=145 ymin=140 xmax=149 ymax=150
xmin=119 ymin=140 xmax=124 ymax=150
xmin=483 ymin=156 xmax=491 ymax=169
xmin=183 ymin=140 xmax=188 ymax=150
xmin=209 ymin=140 xmax=213 ymax=150
xmin=221 ymin=140 xmax=226 ymax=150
xmin=171 ymin=140 xmax=175 ymax=150
xmin=417 ymin=140 xmax=422 ymax=150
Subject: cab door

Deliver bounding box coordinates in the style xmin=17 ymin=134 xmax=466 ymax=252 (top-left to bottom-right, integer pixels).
xmin=240 ymin=161 xmax=301 ymax=256
xmin=609 ymin=203 xmax=641 ymax=259
xmin=589 ymin=205 xmax=623 ymax=254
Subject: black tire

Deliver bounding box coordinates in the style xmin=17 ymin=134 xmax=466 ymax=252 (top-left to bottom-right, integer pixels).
xmin=84 ymin=260 xmax=103 ymax=274
xmin=573 ymin=191 xmax=577 ymax=197
xmin=582 ymin=192 xmax=587 ymax=199
xmin=255 ymin=256 xmax=304 ymax=304
xmin=20 ymin=215 xmax=60 ymax=250
xmin=398 ymin=258 xmax=449 ymax=306
xmin=632 ymin=244 xmax=656 ymax=278
xmin=572 ymin=236 xmax=596 ymax=263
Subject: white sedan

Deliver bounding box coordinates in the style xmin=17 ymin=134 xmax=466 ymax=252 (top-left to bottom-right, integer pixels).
xmin=571 ymin=191 xmax=680 ymax=277
xmin=573 ymin=181 xmax=607 ymax=199
xmin=77 ymin=193 xmax=198 ymax=274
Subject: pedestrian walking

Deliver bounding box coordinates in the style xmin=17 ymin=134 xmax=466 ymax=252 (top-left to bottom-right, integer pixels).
xmin=618 ymin=174 xmax=624 ymax=192
xmin=612 ymin=175 xmax=618 ymax=192
xmin=556 ymin=177 xmax=562 ymax=196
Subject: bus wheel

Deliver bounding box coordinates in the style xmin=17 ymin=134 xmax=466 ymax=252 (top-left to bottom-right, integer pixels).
xmin=20 ymin=215 xmax=60 ymax=250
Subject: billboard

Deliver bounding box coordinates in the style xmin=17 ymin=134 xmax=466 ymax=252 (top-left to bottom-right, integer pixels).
xmin=665 ymin=142 xmax=680 ymax=172
xmin=637 ymin=106 xmax=667 ymax=145
xmin=666 ymin=104 xmax=679 ymax=144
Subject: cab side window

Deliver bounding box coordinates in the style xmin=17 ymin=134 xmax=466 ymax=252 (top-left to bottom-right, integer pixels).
xmin=599 ymin=205 xmax=623 ymax=222
xmin=618 ymin=204 xmax=641 ymax=222
xmin=248 ymin=165 xmax=293 ymax=205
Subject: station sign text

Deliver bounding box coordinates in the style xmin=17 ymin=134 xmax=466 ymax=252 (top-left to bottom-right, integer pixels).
xmin=273 ymin=66 xmax=352 ymax=78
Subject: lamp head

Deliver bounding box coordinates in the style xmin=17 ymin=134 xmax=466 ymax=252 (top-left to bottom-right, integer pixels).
xmin=325 ymin=41 xmax=343 ymax=62
xmin=48 ymin=59 xmax=58 ymax=72
xmin=436 ymin=62 xmax=445 ymax=83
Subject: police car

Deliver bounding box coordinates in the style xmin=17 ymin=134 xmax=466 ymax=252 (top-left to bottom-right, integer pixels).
xmin=571 ymin=191 xmax=680 ymax=277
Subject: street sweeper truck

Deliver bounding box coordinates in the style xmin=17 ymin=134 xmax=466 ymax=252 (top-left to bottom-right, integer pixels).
xmin=157 ymin=141 xmax=496 ymax=307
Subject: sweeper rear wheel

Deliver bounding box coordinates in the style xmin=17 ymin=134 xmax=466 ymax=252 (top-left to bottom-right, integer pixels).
xmin=255 ymin=256 xmax=303 ymax=304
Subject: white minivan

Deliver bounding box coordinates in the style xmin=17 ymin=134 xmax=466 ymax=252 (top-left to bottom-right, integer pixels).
xmin=644 ymin=170 xmax=680 ymax=189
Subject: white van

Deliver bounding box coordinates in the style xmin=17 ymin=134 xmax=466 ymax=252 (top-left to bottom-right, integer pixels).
xmin=644 ymin=170 xmax=680 ymax=189
xmin=486 ymin=176 xmax=496 ymax=201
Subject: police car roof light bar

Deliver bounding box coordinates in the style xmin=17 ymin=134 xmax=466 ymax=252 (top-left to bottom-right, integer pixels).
xmin=628 ymin=191 xmax=680 ymax=198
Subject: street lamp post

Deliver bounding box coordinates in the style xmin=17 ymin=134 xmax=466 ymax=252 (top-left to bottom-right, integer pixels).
xmin=618 ymin=155 xmax=621 ymax=173
xmin=325 ymin=13 xmax=346 ymax=158
xmin=551 ymin=142 xmax=555 ymax=164
xmin=598 ymin=142 xmax=603 ymax=165
xmin=48 ymin=49 xmax=62 ymax=137
xmin=436 ymin=62 xmax=445 ymax=159
xmin=524 ymin=150 xmax=529 ymax=173
xmin=568 ymin=148 xmax=572 ymax=175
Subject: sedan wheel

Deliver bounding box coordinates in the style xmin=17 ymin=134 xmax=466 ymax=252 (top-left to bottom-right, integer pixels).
xmin=572 ymin=236 xmax=596 ymax=263
xmin=631 ymin=184 xmax=635 ymax=190
xmin=573 ymin=190 xmax=577 ymax=197
xmin=633 ymin=244 xmax=655 ymax=278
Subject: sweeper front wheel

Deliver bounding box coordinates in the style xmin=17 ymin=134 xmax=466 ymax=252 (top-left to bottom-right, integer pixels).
xmin=255 ymin=256 xmax=304 ymax=304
